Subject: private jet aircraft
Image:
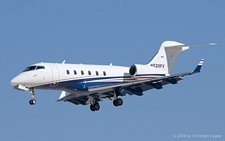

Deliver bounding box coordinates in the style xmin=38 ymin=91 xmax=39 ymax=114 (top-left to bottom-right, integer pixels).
xmin=10 ymin=41 xmax=213 ymax=111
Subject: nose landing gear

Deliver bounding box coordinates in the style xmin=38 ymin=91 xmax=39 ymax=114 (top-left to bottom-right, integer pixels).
xmin=29 ymin=99 xmax=36 ymax=105
xmin=29 ymin=88 xmax=36 ymax=105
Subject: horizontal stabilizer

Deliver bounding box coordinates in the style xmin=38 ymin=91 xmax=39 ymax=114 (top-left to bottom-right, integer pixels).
xmin=165 ymin=43 xmax=216 ymax=48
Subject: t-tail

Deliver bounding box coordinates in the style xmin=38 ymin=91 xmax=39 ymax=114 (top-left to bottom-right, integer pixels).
xmin=147 ymin=41 xmax=215 ymax=75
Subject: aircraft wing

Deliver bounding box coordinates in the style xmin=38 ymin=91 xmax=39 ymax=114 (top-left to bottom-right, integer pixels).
xmin=58 ymin=59 xmax=204 ymax=105
xmin=88 ymin=59 xmax=204 ymax=92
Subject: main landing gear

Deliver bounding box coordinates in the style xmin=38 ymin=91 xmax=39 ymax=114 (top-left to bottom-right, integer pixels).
xmin=113 ymin=98 xmax=123 ymax=107
xmin=113 ymin=90 xmax=123 ymax=107
xmin=29 ymin=88 xmax=36 ymax=105
xmin=88 ymin=90 xmax=124 ymax=111
xmin=89 ymin=98 xmax=123 ymax=112
xmin=90 ymin=102 xmax=100 ymax=111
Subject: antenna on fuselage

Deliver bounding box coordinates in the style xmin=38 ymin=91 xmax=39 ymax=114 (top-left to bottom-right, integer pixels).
xmin=62 ymin=60 xmax=66 ymax=64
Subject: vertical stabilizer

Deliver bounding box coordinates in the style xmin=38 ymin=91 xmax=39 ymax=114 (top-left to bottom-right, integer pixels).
xmin=147 ymin=41 xmax=189 ymax=74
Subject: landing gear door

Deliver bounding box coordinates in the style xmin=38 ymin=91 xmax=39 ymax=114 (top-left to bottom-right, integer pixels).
xmin=50 ymin=65 xmax=59 ymax=87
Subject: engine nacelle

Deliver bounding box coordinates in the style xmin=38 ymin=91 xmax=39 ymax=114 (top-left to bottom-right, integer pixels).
xmin=129 ymin=64 xmax=152 ymax=76
xmin=129 ymin=65 xmax=137 ymax=76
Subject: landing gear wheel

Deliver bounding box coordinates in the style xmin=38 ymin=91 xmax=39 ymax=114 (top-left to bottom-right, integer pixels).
xmin=117 ymin=98 xmax=123 ymax=106
xmin=113 ymin=98 xmax=123 ymax=107
xmin=90 ymin=105 xmax=95 ymax=111
xmin=93 ymin=103 xmax=100 ymax=111
xmin=90 ymin=103 xmax=100 ymax=111
xmin=29 ymin=99 xmax=36 ymax=105
xmin=113 ymin=100 xmax=118 ymax=107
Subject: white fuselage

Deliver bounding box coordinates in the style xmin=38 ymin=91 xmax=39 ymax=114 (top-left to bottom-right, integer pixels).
xmin=10 ymin=62 xmax=161 ymax=94
xmin=9 ymin=41 xmax=207 ymax=110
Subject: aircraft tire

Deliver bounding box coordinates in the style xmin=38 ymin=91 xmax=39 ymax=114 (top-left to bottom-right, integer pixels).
xmin=90 ymin=105 xmax=95 ymax=111
xmin=113 ymin=100 xmax=119 ymax=107
xmin=29 ymin=99 xmax=36 ymax=105
xmin=117 ymin=98 xmax=123 ymax=106
xmin=94 ymin=103 xmax=100 ymax=111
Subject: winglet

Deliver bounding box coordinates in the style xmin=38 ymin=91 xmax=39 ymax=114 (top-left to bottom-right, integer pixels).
xmin=193 ymin=59 xmax=204 ymax=73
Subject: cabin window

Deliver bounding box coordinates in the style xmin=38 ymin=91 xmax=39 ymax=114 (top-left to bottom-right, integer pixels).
xmin=103 ymin=71 xmax=106 ymax=76
xmin=96 ymin=71 xmax=99 ymax=76
xmin=66 ymin=70 xmax=70 ymax=75
xmin=88 ymin=71 xmax=91 ymax=75
xmin=74 ymin=70 xmax=77 ymax=75
xmin=81 ymin=70 xmax=84 ymax=75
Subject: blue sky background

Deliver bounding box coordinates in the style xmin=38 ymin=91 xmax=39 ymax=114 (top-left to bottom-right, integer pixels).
xmin=0 ymin=1 xmax=224 ymax=141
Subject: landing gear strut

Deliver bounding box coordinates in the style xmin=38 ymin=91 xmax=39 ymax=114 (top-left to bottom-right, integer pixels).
xmin=29 ymin=88 xmax=36 ymax=105
xmin=90 ymin=102 xmax=100 ymax=111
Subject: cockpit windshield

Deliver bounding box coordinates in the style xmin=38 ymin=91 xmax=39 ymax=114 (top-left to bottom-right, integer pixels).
xmin=23 ymin=65 xmax=45 ymax=72
xmin=36 ymin=66 xmax=45 ymax=70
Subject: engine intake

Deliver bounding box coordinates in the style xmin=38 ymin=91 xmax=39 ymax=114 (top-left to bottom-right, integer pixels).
xmin=129 ymin=65 xmax=137 ymax=76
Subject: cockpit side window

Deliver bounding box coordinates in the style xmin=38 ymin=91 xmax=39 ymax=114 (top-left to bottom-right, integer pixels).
xmin=36 ymin=66 xmax=45 ymax=70
xmin=23 ymin=66 xmax=37 ymax=72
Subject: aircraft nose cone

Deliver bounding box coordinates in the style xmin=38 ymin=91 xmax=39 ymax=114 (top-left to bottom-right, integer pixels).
xmin=10 ymin=78 xmax=19 ymax=86
xmin=10 ymin=74 xmax=28 ymax=86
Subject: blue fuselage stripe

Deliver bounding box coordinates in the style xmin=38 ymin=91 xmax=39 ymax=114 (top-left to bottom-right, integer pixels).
xmin=36 ymin=74 xmax=165 ymax=90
